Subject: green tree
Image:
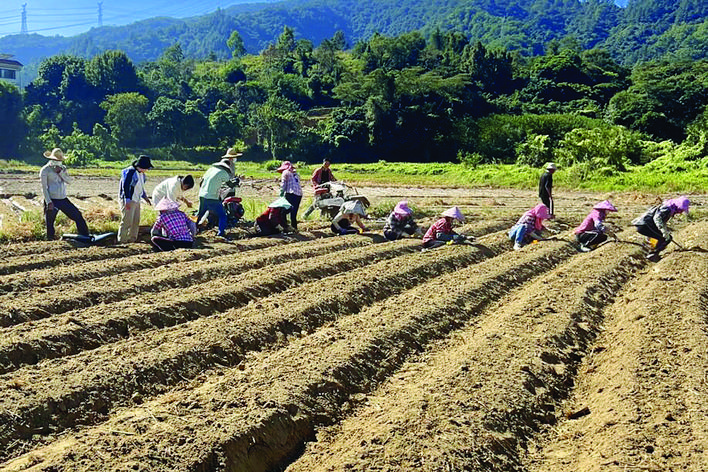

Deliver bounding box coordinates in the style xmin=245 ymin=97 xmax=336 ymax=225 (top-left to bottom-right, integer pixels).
xmin=227 ymin=30 xmax=247 ymax=58
xmin=0 ymin=81 xmax=24 ymax=158
xmin=100 ymin=93 xmax=150 ymax=147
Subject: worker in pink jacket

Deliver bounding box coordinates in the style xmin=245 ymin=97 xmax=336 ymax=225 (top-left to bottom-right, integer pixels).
xmin=422 ymin=206 xmax=466 ymax=249
xmin=574 ymin=200 xmax=617 ymax=251
xmin=508 ymin=203 xmax=552 ymax=250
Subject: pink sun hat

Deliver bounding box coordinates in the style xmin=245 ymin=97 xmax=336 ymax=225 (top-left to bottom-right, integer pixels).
xmin=441 ymin=206 xmax=464 ymax=222
xmin=155 ymin=198 xmax=180 ymax=212
xmin=276 ymin=161 xmax=294 ymax=173
xmin=593 ymin=200 xmax=617 ymax=212
xmin=393 ymin=200 xmax=412 ymax=219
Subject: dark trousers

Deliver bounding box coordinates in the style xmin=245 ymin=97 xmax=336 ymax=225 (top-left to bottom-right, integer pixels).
xmin=197 ymin=197 xmax=227 ymax=235
xmin=284 ymin=193 xmax=302 ymax=229
xmin=384 ymin=224 xmax=416 ymax=241
xmin=540 ymin=193 xmax=551 ymax=208
xmin=576 ymin=231 xmax=607 ymax=248
xmin=45 ymin=198 xmax=89 ymax=240
xmin=151 ymin=236 xmax=193 ymax=252
xmin=636 ymin=224 xmax=669 ymax=253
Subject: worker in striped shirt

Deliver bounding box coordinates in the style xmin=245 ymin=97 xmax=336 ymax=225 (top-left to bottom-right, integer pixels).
xmin=277 ymin=160 xmax=303 ymax=231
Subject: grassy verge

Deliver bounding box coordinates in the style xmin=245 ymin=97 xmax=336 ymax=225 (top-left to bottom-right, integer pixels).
xmin=3 ymin=159 xmax=705 ymax=193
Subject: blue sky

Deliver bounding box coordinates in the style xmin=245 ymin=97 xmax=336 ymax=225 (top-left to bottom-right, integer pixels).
xmin=0 ymin=0 xmax=630 ymax=38
xmin=0 ymin=0 xmax=247 ymax=37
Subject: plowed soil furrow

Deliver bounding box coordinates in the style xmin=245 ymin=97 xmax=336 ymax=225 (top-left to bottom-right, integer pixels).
xmin=525 ymin=226 xmax=708 ymax=472
xmin=0 ymin=236 xmax=308 ymax=295
xmin=0 ymin=238 xmax=577 ymax=471
xmin=0 ymin=241 xmax=71 ymax=258
xmin=0 ymin=236 xmax=374 ymax=327
xmin=286 ymin=231 xmax=648 ymax=472
xmin=0 ymin=246 xmax=144 ymax=276
xmin=0 ymin=238 xmax=418 ymax=374
xmin=0 ymin=232 xmax=516 ymax=461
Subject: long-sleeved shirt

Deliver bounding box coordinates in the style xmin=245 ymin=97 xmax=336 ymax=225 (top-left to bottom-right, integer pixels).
xmin=39 ymin=162 xmax=73 ymax=202
xmin=199 ymin=166 xmax=230 ymax=199
xmin=256 ymin=207 xmax=288 ymax=233
xmin=632 ymin=205 xmax=673 ymax=239
xmin=539 ymin=171 xmax=553 ymax=199
xmin=383 ymin=212 xmax=417 ymax=235
xmin=119 ymin=166 xmax=147 ymax=203
xmin=151 ymin=210 xmax=196 ymax=241
xmin=311 ymin=167 xmax=335 ymax=186
xmin=281 ymin=169 xmax=303 ymax=196
xmin=574 ymin=209 xmax=606 ymax=235
xmin=422 ymin=217 xmax=453 ymax=244
xmin=152 ymin=176 xmax=183 ymax=204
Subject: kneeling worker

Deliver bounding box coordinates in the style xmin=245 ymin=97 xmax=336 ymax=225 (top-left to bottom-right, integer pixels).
xmin=574 ymin=200 xmax=617 ymax=251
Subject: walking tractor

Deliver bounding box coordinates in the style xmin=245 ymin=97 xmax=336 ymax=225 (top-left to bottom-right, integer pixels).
xmin=303 ymin=181 xmax=370 ymax=219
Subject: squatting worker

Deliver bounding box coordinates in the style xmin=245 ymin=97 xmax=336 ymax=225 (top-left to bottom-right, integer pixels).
xmin=331 ymin=200 xmax=368 ymax=235
xmin=196 ymin=158 xmax=232 ymax=240
xmin=539 ymin=162 xmax=556 ymax=214
xmin=255 ymin=197 xmax=292 ymax=236
xmin=508 ymin=203 xmax=551 ymax=251
xmin=422 ymin=206 xmax=465 ymax=249
xmin=150 ymin=198 xmax=196 ymax=252
xmin=277 ymin=160 xmax=303 ymax=231
xmin=118 ymin=154 xmax=153 ymax=243
xmin=574 ymin=200 xmax=617 ymax=252
xmin=632 ymin=196 xmax=690 ymax=260
xmin=151 ymin=175 xmax=195 ymax=208
xmin=383 ymin=200 xmax=420 ymax=241
xmin=39 ymin=148 xmax=89 ymax=241
xmin=311 ymin=158 xmax=337 ymax=187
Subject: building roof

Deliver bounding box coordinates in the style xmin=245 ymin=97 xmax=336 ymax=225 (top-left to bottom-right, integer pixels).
xmin=0 ymin=58 xmax=22 ymax=68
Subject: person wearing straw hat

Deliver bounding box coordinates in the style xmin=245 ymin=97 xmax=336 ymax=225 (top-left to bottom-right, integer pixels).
xmin=508 ymin=203 xmax=552 ymax=251
xmin=277 ymin=160 xmax=303 ymax=231
xmin=151 ymin=175 xmax=195 ymax=208
xmin=422 ymin=206 xmax=466 ymax=249
xmin=118 ymin=154 xmax=153 ymax=243
xmin=39 ymin=148 xmax=90 ymax=240
xmin=254 ymin=197 xmax=292 ymax=236
xmin=632 ymin=196 xmax=690 ymax=260
xmin=219 ymin=147 xmax=243 ymax=176
xmin=150 ymin=198 xmax=197 ymax=251
xmin=331 ymin=200 xmax=368 ymax=235
xmin=196 ymin=157 xmax=233 ymax=239
xmin=383 ymin=200 xmax=420 ymax=241
xmin=539 ymin=162 xmax=556 ymax=215
xmin=574 ymin=200 xmax=617 ymax=252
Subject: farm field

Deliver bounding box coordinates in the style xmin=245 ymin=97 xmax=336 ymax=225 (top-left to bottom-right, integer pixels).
xmin=0 ymin=175 xmax=706 ymax=471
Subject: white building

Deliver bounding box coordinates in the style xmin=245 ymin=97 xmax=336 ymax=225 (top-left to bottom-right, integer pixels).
xmin=0 ymin=54 xmax=23 ymax=88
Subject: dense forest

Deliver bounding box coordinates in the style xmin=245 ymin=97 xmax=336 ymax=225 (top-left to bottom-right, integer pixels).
xmin=0 ymin=0 xmax=707 ymax=171
xmin=2 ymin=0 xmax=708 ymax=71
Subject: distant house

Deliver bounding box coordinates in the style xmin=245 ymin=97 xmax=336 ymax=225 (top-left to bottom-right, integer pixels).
xmin=0 ymin=54 xmax=23 ymax=88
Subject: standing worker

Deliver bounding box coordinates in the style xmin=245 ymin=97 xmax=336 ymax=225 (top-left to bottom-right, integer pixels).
xmin=219 ymin=147 xmax=243 ymax=177
xmin=311 ymin=158 xmax=336 ymax=186
xmin=632 ymin=196 xmax=690 ymax=260
xmin=39 ymin=148 xmax=90 ymax=241
xmin=539 ymin=162 xmax=556 ymax=215
xmin=277 ymin=160 xmax=303 ymax=231
xmin=118 ymin=155 xmax=153 ymax=243
xmin=196 ymin=158 xmax=233 ymax=240
xmin=574 ymin=200 xmax=617 ymax=251
xmin=151 ymin=175 xmax=195 ymax=208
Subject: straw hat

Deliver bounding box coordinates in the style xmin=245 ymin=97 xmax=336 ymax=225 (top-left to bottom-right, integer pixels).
xmin=155 ymin=198 xmax=180 ymax=212
xmin=441 ymin=206 xmax=464 ymax=222
xmin=43 ymin=148 xmax=65 ymax=161
xmin=546 ymin=162 xmax=557 ymax=171
xmin=222 ymin=148 xmax=243 ymax=159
